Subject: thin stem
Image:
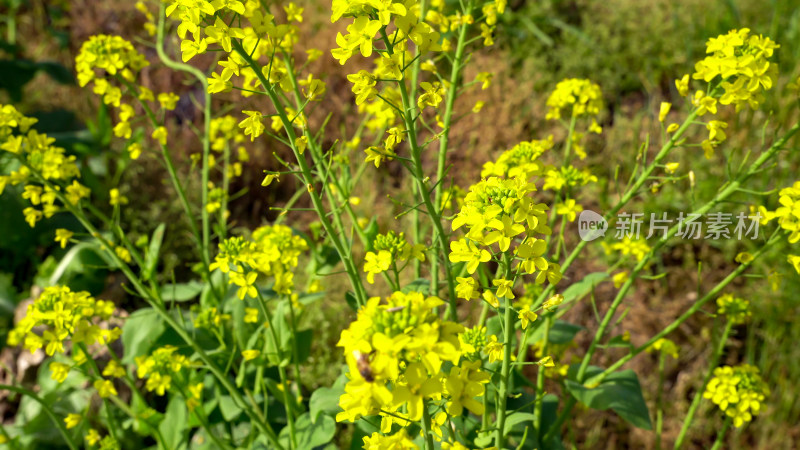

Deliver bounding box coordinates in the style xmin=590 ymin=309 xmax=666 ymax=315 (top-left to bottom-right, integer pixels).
xmin=674 ymin=320 xmax=734 ymax=449
xmin=495 ymin=255 xmax=515 ymax=448
xmin=710 ymin=417 xmax=731 ymax=450
xmin=534 ymin=314 xmax=553 ymax=439
xmin=156 ymin=2 xmax=213 ymax=268
xmin=232 ymin=40 xmax=368 ymax=306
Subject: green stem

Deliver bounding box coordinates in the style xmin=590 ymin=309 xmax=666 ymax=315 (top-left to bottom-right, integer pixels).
xmin=420 ymin=403 xmax=435 ymax=450
xmin=534 ymin=314 xmax=553 ymax=439
xmin=674 ymin=320 xmax=734 ymax=449
xmin=655 ymin=350 xmax=666 ymax=450
xmin=156 ymin=2 xmax=212 ymax=268
xmin=495 ymin=255 xmax=515 ymax=448
xmin=380 ymin=30 xmax=458 ymax=319
xmin=232 ymin=40 xmax=368 ymax=307
xmin=710 ymin=417 xmax=731 ymax=450
xmin=432 ymin=5 xmax=471 ymax=294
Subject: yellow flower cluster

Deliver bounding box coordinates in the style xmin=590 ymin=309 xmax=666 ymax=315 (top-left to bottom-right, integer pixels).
xmin=363 ymin=231 xmax=426 ymax=284
xmin=449 ymin=176 xmax=558 ymax=283
xmin=760 ymin=181 xmax=800 ymax=244
xmin=703 ymin=364 xmax=769 ymax=428
xmin=135 ymin=345 xmax=191 ymax=395
xmin=602 ymin=237 xmax=651 ymax=263
xmin=716 ymin=294 xmax=751 ymax=324
xmin=480 ymin=137 xmax=554 ymax=180
xmin=210 ymin=224 xmax=309 ymax=298
xmin=545 ymin=78 xmax=603 ymax=122
xmin=76 ymin=34 xmax=186 ymax=152
xmin=691 ymin=28 xmax=779 ymax=112
xmin=336 ymin=291 xmax=490 ymax=431
xmin=8 ymin=286 xmax=121 ymax=382
xmin=0 ymin=105 xmax=84 ymax=227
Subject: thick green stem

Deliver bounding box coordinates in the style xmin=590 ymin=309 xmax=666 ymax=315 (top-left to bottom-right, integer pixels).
xmin=380 ymin=30 xmax=458 ymax=318
xmin=420 ymin=403 xmax=436 ymax=450
xmin=494 ymin=259 xmax=515 ymax=448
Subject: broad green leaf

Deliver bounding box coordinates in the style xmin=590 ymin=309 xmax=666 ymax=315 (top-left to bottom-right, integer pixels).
xmin=161 ymin=281 xmax=205 ymax=302
xmin=565 ymin=366 xmax=652 ymax=430
xmin=279 ymin=413 xmax=335 ymax=449
xmin=121 ymin=308 xmax=166 ymax=363
xmin=218 ymin=395 xmax=243 ymax=421
xmin=309 ymin=373 xmax=346 ymax=423
xmin=159 ymin=396 xmax=188 ymax=449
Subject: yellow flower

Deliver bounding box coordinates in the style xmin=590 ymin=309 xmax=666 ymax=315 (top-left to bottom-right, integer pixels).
xmin=612 ymin=271 xmax=629 ymax=289
xmin=518 ymin=308 xmax=538 ymax=330
xmin=50 ymin=362 xmax=71 ymax=383
xmin=284 ymin=2 xmax=303 ymax=22
xmin=536 ymin=356 xmax=555 ymax=367
xmin=86 ymin=429 xmax=101 ymax=446
xmin=151 ymin=126 xmax=167 ymax=146
xmin=94 ymin=379 xmax=118 ymax=398
xmin=242 ymin=350 xmax=261 ymax=361
xmin=115 ymin=246 xmax=132 ymax=264
xmin=102 ymin=360 xmax=126 ymax=378
xmin=157 ymin=92 xmax=180 ymax=110
xmin=364 ymin=250 xmax=392 ymax=284
xmin=109 ymin=188 xmax=128 ymax=206
xmin=492 ymin=278 xmax=515 ymax=299
xmin=658 ymin=102 xmax=671 ymax=122
xmin=418 ymin=82 xmax=445 ymax=110
xmin=64 ymin=413 xmax=81 ymax=429
xmin=455 ymin=277 xmax=479 ymax=300
xmin=485 ymin=335 xmax=505 ymax=363
xmin=449 ymin=239 xmax=491 ymax=274
xmin=244 ymin=307 xmax=259 ymax=323
xmin=239 ymin=111 xmax=264 ymax=141
xmin=231 ymin=271 xmax=258 ymax=300
xmin=542 ymin=294 xmax=564 ymax=311
xmin=55 ymin=229 xmax=74 ymax=249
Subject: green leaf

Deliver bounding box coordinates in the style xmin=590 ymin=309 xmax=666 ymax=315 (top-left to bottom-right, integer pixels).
xmin=279 ymin=413 xmax=335 ymax=449
xmin=503 ymin=412 xmax=536 ymax=434
xmin=562 ymin=272 xmax=608 ymax=304
xmin=159 ymin=396 xmax=188 ymax=449
xmin=401 ymin=278 xmax=431 ymax=295
xmin=161 ymin=281 xmax=205 ymax=302
xmin=218 ymin=395 xmax=243 ymax=421
xmin=309 ymin=374 xmax=346 ymax=423
xmin=143 ymin=223 xmax=166 ymax=281
xmin=565 ymin=366 xmax=652 ymax=430
xmin=529 ymin=320 xmax=584 ymax=345
xmin=121 ymin=308 xmax=166 ymax=363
